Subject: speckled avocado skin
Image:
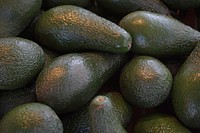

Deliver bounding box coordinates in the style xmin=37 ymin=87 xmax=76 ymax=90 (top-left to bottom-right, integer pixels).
xmin=36 ymin=52 xmax=126 ymax=113
xmin=35 ymin=5 xmax=132 ymax=54
xmin=172 ymin=45 xmax=200 ymax=128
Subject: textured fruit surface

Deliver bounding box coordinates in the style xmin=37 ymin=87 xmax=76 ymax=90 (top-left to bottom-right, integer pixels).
xmin=35 ymin=5 xmax=132 ymax=54
xmin=172 ymin=45 xmax=200 ymax=128
xmin=0 ymin=0 xmax=42 ymax=38
xmin=119 ymin=11 xmax=200 ymax=58
xmin=120 ymin=56 xmax=173 ymax=108
xmin=36 ymin=52 xmax=126 ymax=113
xmin=134 ymin=113 xmax=191 ymax=133
xmin=0 ymin=103 xmax=63 ymax=133
xmin=0 ymin=37 xmax=45 ymax=90
xmin=89 ymin=96 xmax=127 ymax=133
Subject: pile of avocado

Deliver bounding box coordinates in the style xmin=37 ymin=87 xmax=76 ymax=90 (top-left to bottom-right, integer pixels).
xmin=0 ymin=0 xmax=200 ymax=132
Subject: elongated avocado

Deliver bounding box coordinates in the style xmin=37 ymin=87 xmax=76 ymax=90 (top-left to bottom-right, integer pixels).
xmin=119 ymin=11 xmax=200 ymax=58
xmin=89 ymin=96 xmax=127 ymax=133
xmin=35 ymin=5 xmax=132 ymax=54
xmin=36 ymin=52 xmax=127 ymax=113
xmin=172 ymin=44 xmax=200 ymax=128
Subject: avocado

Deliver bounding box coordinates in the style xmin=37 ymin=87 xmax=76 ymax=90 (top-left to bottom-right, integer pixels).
xmin=60 ymin=92 xmax=132 ymax=133
xmin=119 ymin=11 xmax=200 ymax=58
xmin=0 ymin=102 xmax=63 ymax=133
xmin=120 ymin=56 xmax=173 ymax=108
xmin=0 ymin=37 xmax=45 ymax=90
xmin=134 ymin=113 xmax=191 ymax=133
xmin=0 ymin=83 xmax=36 ymax=118
xmin=35 ymin=5 xmax=132 ymax=54
xmin=89 ymin=95 xmax=127 ymax=133
xmin=0 ymin=0 xmax=42 ymax=38
xmin=36 ymin=52 xmax=126 ymax=113
xmin=95 ymin=0 xmax=170 ymax=15
xmin=43 ymin=0 xmax=90 ymax=9
xmin=172 ymin=44 xmax=200 ymax=128
xmin=162 ymin=0 xmax=200 ymax=10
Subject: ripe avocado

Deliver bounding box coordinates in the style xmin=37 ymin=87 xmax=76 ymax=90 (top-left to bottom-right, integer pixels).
xmin=119 ymin=11 xmax=200 ymax=58
xmin=0 ymin=83 xmax=36 ymax=118
xmin=89 ymin=95 xmax=127 ymax=133
xmin=0 ymin=0 xmax=42 ymax=38
xmin=120 ymin=56 xmax=173 ymax=108
xmin=35 ymin=5 xmax=132 ymax=54
xmin=0 ymin=103 xmax=63 ymax=133
xmin=172 ymin=44 xmax=200 ymax=128
xmin=134 ymin=113 xmax=191 ymax=133
xmin=0 ymin=37 xmax=45 ymax=90
xmin=36 ymin=52 xmax=126 ymax=113
xmin=60 ymin=92 xmax=133 ymax=133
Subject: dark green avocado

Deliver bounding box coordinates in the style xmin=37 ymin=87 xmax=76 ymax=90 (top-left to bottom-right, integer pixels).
xmin=0 ymin=0 xmax=42 ymax=38
xmin=36 ymin=52 xmax=126 ymax=113
xmin=172 ymin=44 xmax=200 ymax=128
xmin=134 ymin=113 xmax=191 ymax=133
xmin=119 ymin=11 xmax=200 ymax=58
xmin=89 ymin=95 xmax=127 ymax=133
xmin=0 ymin=37 xmax=45 ymax=90
xmin=0 ymin=103 xmax=63 ymax=133
xmin=35 ymin=5 xmax=132 ymax=54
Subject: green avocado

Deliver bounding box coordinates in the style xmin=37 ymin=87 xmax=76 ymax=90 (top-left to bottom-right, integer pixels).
xmin=0 ymin=103 xmax=63 ymax=133
xmin=35 ymin=5 xmax=132 ymax=54
xmin=172 ymin=44 xmax=200 ymax=128
xmin=119 ymin=11 xmax=200 ymax=58
xmin=0 ymin=37 xmax=45 ymax=90
xmin=36 ymin=52 xmax=126 ymax=113
xmin=0 ymin=0 xmax=42 ymax=38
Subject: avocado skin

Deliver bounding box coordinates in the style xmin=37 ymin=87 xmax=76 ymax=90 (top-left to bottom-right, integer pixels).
xmin=119 ymin=11 xmax=200 ymax=58
xmin=172 ymin=44 xmax=200 ymax=128
xmin=36 ymin=52 xmax=126 ymax=113
xmin=120 ymin=56 xmax=173 ymax=108
xmin=134 ymin=113 xmax=191 ymax=133
xmin=0 ymin=37 xmax=45 ymax=90
xmin=96 ymin=0 xmax=170 ymax=15
xmin=60 ymin=92 xmax=133 ymax=133
xmin=35 ymin=5 xmax=132 ymax=54
xmin=0 ymin=0 xmax=42 ymax=38
xmin=162 ymin=0 xmax=200 ymax=10
xmin=0 ymin=103 xmax=63 ymax=133
xmin=89 ymin=96 xmax=127 ymax=133
xmin=0 ymin=83 xmax=36 ymax=118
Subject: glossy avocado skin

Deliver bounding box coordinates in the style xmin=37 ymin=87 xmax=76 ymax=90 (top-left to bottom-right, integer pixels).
xmin=0 ymin=83 xmax=37 ymax=118
xmin=43 ymin=0 xmax=90 ymax=9
xmin=0 ymin=37 xmax=45 ymax=90
xmin=119 ymin=11 xmax=200 ymax=58
xmin=162 ymin=0 xmax=200 ymax=10
xmin=0 ymin=103 xmax=63 ymax=133
xmin=36 ymin=52 xmax=126 ymax=113
xmin=61 ymin=92 xmax=132 ymax=133
xmin=120 ymin=56 xmax=173 ymax=108
xmin=35 ymin=5 xmax=132 ymax=54
xmin=89 ymin=96 xmax=127 ymax=133
xmin=96 ymin=0 xmax=170 ymax=15
xmin=134 ymin=113 xmax=191 ymax=133
xmin=0 ymin=0 xmax=42 ymax=38
xmin=172 ymin=45 xmax=200 ymax=128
